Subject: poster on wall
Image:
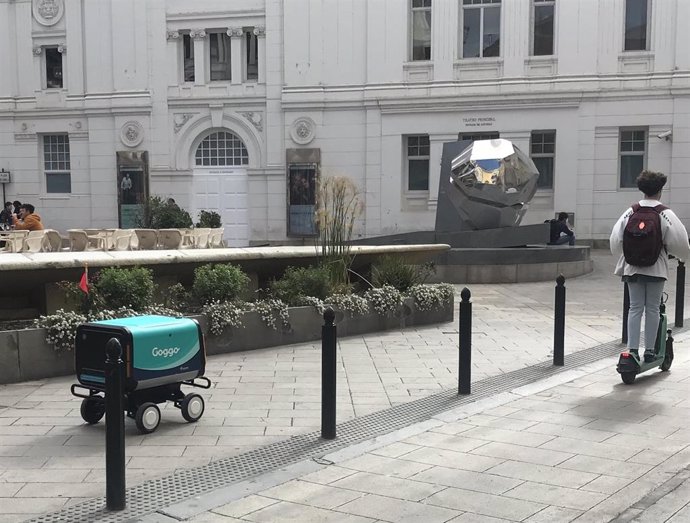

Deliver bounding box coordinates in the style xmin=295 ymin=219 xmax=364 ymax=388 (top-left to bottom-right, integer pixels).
xmin=116 ymin=151 xmax=149 ymax=229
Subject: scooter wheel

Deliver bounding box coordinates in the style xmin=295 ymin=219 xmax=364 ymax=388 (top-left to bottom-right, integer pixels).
xmin=180 ymin=393 xmax=205 ymax=423
xmin=80 ymin=397 xmax=105 ymax=424
xmin=621 ymin=372 xmax=636 ymax=385
xmin=135 ymin=402 xmax=161 ymax=434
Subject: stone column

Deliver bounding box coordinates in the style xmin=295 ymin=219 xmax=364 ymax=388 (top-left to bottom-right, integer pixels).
xmin=166 ymin=30 xmax=180 ymax=83
xmin=32 ymin=46 xmax=43 ymax=90
xmin=253 ymin=26 xmax=266 ymax=83
xmin=190 ymin=29 xmax=206 ymax=85
xmin=227 ymin=27 xmax=244 ymax=84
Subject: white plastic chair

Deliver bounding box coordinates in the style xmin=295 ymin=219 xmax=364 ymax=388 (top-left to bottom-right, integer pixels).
xmin=68 ymin=230 xmax=105 ymax=251
xmin=110 ymin=229 xmax=133 ymax=251
xmin=133 ymin=229 xmax=159 ymax=250
xmin=193 ymin=228 xmax=211 ymax=249
xmin=43 ymin=229 xmax=64 ymax=252
xmin=1 ymin=230 xmax=29 ymax=253
xmin=23 ymin=230 xmax=47 ymax=253
xmin=208 ymin=228 xmax=225 ymax=248
xmin=158 ymin=229 xmax=183 ymax=249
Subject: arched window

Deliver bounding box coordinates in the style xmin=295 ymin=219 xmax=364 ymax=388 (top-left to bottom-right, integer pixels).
xmin=195 ymin=131 xmax=249 ymax=166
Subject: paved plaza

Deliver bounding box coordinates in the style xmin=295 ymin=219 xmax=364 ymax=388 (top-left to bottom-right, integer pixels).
xmin=1 ymin=250 xmax=689 ymax=522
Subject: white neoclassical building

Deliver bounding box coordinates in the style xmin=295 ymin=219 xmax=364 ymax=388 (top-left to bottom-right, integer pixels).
xmin=0 ymin=0 xmax=688 ymax=245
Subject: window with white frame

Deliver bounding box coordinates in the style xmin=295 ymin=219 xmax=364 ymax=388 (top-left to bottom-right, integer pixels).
xmin=411 ymin=0 xmax=432 ymax=61
xmin=460 ymin=0 xmax=501 ymax=59
xmin=43 ymin=134 xmax=71 ymax=193
xmin=624 ymin=0 xmax=649 ymax=51
xmin=406 ymin=135 xmax=430 ymax=191
xmin=532 ymin=0 xmax=555 ymax=56
xmin=245 ymin=29 xmax=258 ymax=81
xmin=209 ymin=32 xmax=232 ymax=81
xmin=195 ymin=131 xmax=249 ymax=166
xmin=182 ymin=33 xmax=195 ymax=82
xmin=530 ymin=131 xmax=555 ymax=189
xmin=620 ymin=128 xmax=647 ymax=188
xmin=45 ymin=47 xmax=63 ymax=88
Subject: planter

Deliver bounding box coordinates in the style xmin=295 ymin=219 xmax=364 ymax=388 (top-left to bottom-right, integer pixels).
xmin=0 ymin=298 xmax=454 ymax=384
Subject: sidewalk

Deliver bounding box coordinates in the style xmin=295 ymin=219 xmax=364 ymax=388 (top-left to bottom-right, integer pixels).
xmin=1 ymin=250 xmax=689 ymax=522
xmin=159 ymin=344 xmax=690 ymax=523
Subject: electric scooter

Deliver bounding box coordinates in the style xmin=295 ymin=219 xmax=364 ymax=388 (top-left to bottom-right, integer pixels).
xmin=616 ymin=293 xmax=674 ymax=385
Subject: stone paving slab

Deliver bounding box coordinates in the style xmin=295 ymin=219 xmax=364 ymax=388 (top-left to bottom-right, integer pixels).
xmin=1 ymin=250 xmax=689 ymax=521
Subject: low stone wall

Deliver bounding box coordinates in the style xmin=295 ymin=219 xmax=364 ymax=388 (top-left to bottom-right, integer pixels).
xmin=0 ymin=299 xmax=454 ymax=384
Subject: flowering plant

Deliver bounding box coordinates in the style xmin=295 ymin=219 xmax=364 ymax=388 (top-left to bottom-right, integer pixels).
xmin=364 ymin=285 xmax=404 ymax=316
xmin=407 ymin=284 xmax=454 ymax=311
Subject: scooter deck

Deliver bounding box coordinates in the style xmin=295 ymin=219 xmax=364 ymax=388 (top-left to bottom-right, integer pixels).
xmin=624 ymin=354 xmax=664 ymax=373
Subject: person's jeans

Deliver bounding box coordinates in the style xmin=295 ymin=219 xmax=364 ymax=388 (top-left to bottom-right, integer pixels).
xmin=626 ymin=280 xmax=665 ymax=352
xmin=554 ymin=235 xmax=575 ymax=246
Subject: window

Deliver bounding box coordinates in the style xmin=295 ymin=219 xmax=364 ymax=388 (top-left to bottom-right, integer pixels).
xmin=245 ymin=29 xmax=258 ymax=81
xmin=461 ymin=0 xmax=501 ymax=58
xmin=624 ymin=0 xmax=648 ymax=51
xmin=458 ymin=131 xmax=499 ymax=141
xmin=43 ymin=134 xmax=71 ymax=193
xmin=182 ymin=34 xmax=194 ymax=82
xmin=532 ymin=0 xmax=555 ymax=56
xmin=209 ymin=32 xmax=231 ymax=81
xmin=407 ymin=135 xmax=430 ymax=191
xmin=45 ymin=47 xmax=63 ymax=88
xmin=195 ymin=131 xmax=249 ymax=166
xmin=620 ymin=128 xmax=647 ymax=188
xmin=411 ymin=0 xmax=432 ymax=61
xmin=530 ymin=131 xmax=555 ymax=189
xmin=287 ymin=164 xmax=317 ymax=236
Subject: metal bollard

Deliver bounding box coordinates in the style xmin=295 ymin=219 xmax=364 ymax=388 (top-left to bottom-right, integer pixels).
xmin=622 ymin=282 xmax=630 ymax=344
xmin=553 ymin=275 xmax=566 ymax=366
xmin=321 ymin=308 xmax=337 ymax=440
xmin=458 ymin=287 xmax=472 ymax=395
xmin=105 ymin=337 xmax=126 ymax=511
xmin=675 ymin=261 xmax=685 ymax=328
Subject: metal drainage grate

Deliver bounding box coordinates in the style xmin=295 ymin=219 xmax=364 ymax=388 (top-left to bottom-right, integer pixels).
xmin=27 ymin=327 xmax=687 ymax=523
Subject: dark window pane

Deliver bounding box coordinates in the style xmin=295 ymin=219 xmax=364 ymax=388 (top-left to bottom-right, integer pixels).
xmin=625 ymin=0 xmax=647 ymax=51
xmin=45 ymin=48 xmax=63 ymax=89
xmin=288 ymin=165 xmax=317 ymax=236
xmin=483 ymin=6 xmax=500 ymax=57
xmin=210 ymin=33 xmax=231 ymax=81
xmin=412 ymin=10 xmax=432 ymax=60
xmin=183 ymin=35 xmax=195 ymax=82
xmin=462 ymin=8 xmax=480 ymax=58
xmin=46 ymin=172 xmax=71 ymax=193
xmin=246 ymin=31 xmax=258 ymax=80
xmin=459 ymin=132 xmax=500 ymax=141
xmin=533 ymin=5 xmax=554 ymax=56
xmin=408 ymin=159 xmax=429 ymax=190
xmin=533 ymin=157 xmax=554 ymax=189
xmin=621 ymin=155 xmax=644 ymax=187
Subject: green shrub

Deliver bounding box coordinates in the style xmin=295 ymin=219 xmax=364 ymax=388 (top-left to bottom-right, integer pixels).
xmin=193 ymin=263 xmax=249 ymax=304
xmin=196 ymin=210 xmax=222 ymax=228
xmin=139 ymin=196 xmax=193 ymax=229
xmin=371 ymin=256 xmax=434 ymax=292
xmin=270 ymin=265 xmax=332 ymax=305
xmin=94 ymin=267 xmax=155 ymax=311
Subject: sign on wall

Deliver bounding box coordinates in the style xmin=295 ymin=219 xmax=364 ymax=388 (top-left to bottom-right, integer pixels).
xmin=116 ymin=151 xmax=149 ymax=229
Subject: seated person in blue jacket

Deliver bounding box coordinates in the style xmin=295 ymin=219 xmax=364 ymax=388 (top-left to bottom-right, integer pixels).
xmin=548 ymin=212 xmax=575 ymax=246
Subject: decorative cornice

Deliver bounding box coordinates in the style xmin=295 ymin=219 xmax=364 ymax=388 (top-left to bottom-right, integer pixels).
xmin=57 ymin=44 xmax=66 ymax=54
xmin=166 ymin=30 xmax=180 ymax=40
xmin=32 ymin=46 xmax=43 ymax=56
xmin=189 ymin=29 xmax=206 ymax=40
xmin=253 ymin=26 xmax=265 ymax=37
xmin=227 ymin=27 xmax=243 ymax=38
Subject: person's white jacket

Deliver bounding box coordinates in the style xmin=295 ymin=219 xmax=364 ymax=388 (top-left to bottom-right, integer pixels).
xmin=610 ymin=199 xmax=690 ymax=278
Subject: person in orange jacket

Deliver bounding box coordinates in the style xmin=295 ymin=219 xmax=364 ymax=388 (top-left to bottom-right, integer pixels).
xmin=12 ymin=203 xmax=44 ymax=231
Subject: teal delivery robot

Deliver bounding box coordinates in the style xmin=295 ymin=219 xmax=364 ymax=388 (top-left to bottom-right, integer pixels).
xmin=71 ymin=315 xmax=211 ymax=433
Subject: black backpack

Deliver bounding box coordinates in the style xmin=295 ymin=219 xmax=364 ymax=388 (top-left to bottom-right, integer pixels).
xmin=623 ymin=203 xmax=667 ymax=267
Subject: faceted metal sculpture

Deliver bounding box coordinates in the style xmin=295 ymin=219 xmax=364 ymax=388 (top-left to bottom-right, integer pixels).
xmin=447 ymin=139 xmax=540 ymax=230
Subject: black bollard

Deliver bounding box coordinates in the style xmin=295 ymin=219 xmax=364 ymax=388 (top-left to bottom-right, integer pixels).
xmin=105 ymin=337 xmax=126 ymax=511
xmin=622 ymin=282 xmax=630 ymax=344
xmin=675 ymin=261 xmax=685 ymax=328
xmin=553 ymin=275 xmax=566 ymax=366
xmin=458 ymin=287 xmax=472 ymax=395
xmin=321 ymin=308 xmax=337 ymax=440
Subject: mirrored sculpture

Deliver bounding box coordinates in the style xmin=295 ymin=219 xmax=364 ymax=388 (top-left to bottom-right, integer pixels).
xmin=445 ymin=139 xmax=540 ymax=230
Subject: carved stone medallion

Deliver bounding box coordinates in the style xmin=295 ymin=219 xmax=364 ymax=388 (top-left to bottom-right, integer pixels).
xmin=120 ymin=121 xmax=144 ymax=148
xmin=290 ymin=117 xmax=316 ymax=145
xmin=33 ymin=0 xmax=64 ymax=26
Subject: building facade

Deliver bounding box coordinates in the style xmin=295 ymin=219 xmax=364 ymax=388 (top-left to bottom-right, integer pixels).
xmin=0 ymin=0 xmax=688 ymax=245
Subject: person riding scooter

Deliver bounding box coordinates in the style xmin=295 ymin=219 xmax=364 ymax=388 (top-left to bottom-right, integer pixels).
xmin=610 ymin=170 xmax=690 ymax=361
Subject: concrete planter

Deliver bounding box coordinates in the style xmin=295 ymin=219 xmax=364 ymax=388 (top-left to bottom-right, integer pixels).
xmin=0 ymin=298 xmax=453 ymax=384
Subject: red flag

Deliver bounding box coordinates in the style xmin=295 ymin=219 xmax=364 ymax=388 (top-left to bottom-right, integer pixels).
xmin=79 ymin=266 xmax=89 ymax=294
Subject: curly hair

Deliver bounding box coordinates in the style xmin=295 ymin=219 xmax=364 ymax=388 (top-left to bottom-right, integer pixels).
xmin=636 ymin=170 xmax=667 ymax=197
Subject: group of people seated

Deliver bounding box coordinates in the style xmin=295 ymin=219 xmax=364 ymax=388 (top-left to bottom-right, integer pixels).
xmin=0 ymin=201 xmax=44 ymax=231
